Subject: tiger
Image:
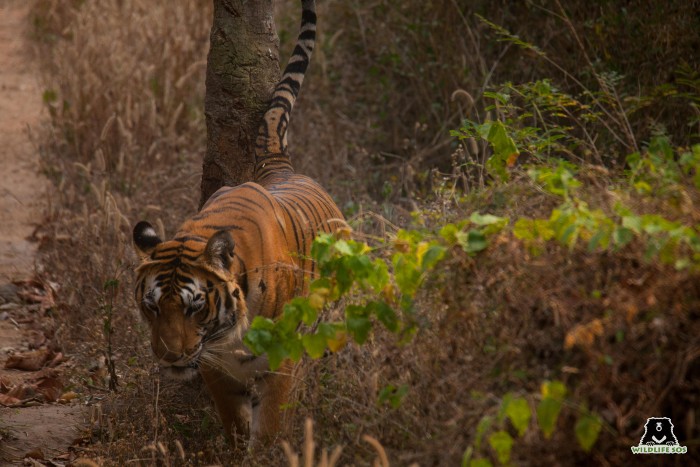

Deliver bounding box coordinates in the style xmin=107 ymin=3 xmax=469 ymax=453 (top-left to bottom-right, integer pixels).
xmin=132 ymin=0 xmax=343 ymax=445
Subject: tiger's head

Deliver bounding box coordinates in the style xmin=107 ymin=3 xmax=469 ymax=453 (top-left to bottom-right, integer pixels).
xmin=132 ymin=221 xmax=248 ymax=380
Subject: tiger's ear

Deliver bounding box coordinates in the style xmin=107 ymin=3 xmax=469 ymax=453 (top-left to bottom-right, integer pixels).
xmin=133 ymin=221 xmax=162 ymax=261
xmin=203 ymin=231 xmax=235 ymax=271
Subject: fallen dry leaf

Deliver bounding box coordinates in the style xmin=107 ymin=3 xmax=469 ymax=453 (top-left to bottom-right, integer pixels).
xmin=0 ymin=393 xmax=21 ymax=406
xmin=564 ymin=318 xmax=605 ymax=350
xmin=6 ymin=383 xmax=36 ymax=400
xmin=0 ymin=376 xmax=11 ymax=392
xmin=48 ymin=351 xmax=65 ymax=367
xmin=24 ymin=447 xmax=45 ymax=461
xmin=13 ymin=278 xmax=57 ymax=313
xmin=59 ymin=390 xmax=79 ymax=402
xmin=35 ymin=373 xmax=63 ymax=402
xmin=4 ymin=348 xmax=54 ymax=371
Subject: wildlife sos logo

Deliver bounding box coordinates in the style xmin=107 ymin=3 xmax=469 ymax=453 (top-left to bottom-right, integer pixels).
xmin=630 ymin=417 xmax=688 ymax=455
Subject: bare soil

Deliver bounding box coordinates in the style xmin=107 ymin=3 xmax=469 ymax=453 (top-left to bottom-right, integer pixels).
xmin=0 ymin=0 xmax=44 ymax=281
xmin=0 ymin=1 xmax=89 ymax=464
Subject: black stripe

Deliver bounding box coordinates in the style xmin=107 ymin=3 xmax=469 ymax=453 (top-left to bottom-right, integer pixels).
xmin=176 ymin=274 xmax=195 ymax=285
xmin=224 ymin=290 xmax=233 ymax=310
xmin=172 ymin=235 xmax=207 ymax=244
xmin=214 ymin=289 xmax=222 ymax=310
xmin=276 ymin=199 xmax=305 ymax=256
xmin=298 ymin=30 xmax=316 ymax=41
xmin=283 ymin=57 xmax=308 ymax=75
xmin=235 ymin=256 xmax=249 ymax=296
xmin=301 ymin=8 xmax=316 ymax=25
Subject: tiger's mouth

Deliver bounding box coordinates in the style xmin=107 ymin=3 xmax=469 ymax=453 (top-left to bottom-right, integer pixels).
xmin=157 ymin=345 xmax=202 ymax=381
xmin=159 ymin=360 xmax=199 ymax=381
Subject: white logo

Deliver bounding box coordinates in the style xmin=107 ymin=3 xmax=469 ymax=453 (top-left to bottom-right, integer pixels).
xmin=630 ymin=417 xmax=687 ymax=455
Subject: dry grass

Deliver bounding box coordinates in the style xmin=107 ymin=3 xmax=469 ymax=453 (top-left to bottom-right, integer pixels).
xmin=29 ymin=0 xmax=700 ymax=466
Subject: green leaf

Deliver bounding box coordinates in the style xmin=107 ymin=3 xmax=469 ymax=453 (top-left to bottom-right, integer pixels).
xmin=537 ymin=398 xmax=562 ymax=439
xmin=335 ymin=263 xmax=354 ymax=295
xmin=298 ymin=299 xmax=319 ymax=326
xmin=482 ymin=120 xmax=518 ymax=182
xmin=470 ymin=212 xmax=509 ymax=235
xmin=266 ymin=342 xmax=288 ymax=371
xmin=474 ymin=415 xmax=493 ymax=450
xmin=586 ymin=230 xmax=606 ymax=252
xmin=486 ymin=154 xmax=509 ymax=182
xmin=621 ymin=216 xmax=642 ymax=233
xmin=345 ymin=305 xmax=372 ymax=344
xmin=537 ymin=380 xmax=567 ymax=439
xmin=369 ymin=301 xmax=399 ymax=333
xmin=488 ymin=121 xmax=518 ymax=159
xmin=420 ymin=244 xmax=446 ymax=271
xmin=279 ymin=301 xmax=303 ymax=332
xmin=311 ymin=234 xmax=334 ymax=263
xmin=648 ymin=134 xmax=674 ymax=160
xmin=504 ymin=396 xmax=531 ymax=437
xmin=378 ymin=384 xmax=408 ymax=409
xmin=393 ymin=254 xmax=422 ymax=296
xmin=332 ymin=239 xmax=354 ymax=255
xmin=368 ymin=259 xmax=390 ymax=293
xmin=460 ymin=230 xmax=488 ymax=253
xmin=542 ymin=380 xmax=567 ymax=400
xmin=483 ymin=90 xmax=510 ymax=105
xmin=558 ymin=223 xmax=578 ymax=248
xmin=469 ymin=459 xmax=493 ymax=467
xmin=575 ymin=413 xmax=602 ymax=452
xmin=513 ymin=218 xmax=554 ymax=241
xmin=440 ymin=223 xmax=460 ymax=243
xmin=284 ymin=336 xmax=304 ymax=362
xmin=346 ymin=314 xmax=372 ymax=344
xmin=633 ymin=180 xmax=652 ymax=194
xmin=244 ymin=318 xmax=275 ymax=354
xmin=461 ymin=446 xmax=473 ymax=467
xmin=103 ymin=278 xmax=119 ymax=290
xmin=612 ymin=226 xmax=633 ymax=247
xmin=301 ymin=332 xmax=327 ymax=359
xmin=469 ymin=212 xmax=505 ymax=226
xmin=42 ymin=89 xmax=58 ymax=104
xmin=488 ymin=431 xmax=513 ymax=464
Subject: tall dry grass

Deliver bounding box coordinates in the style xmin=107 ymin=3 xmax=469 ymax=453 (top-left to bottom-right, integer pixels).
xmin=36 ymin=0 xmax=210 ymax=295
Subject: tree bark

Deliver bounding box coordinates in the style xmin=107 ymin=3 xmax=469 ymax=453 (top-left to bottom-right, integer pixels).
xmin=200 ymin=0 xmax=280 ymax=208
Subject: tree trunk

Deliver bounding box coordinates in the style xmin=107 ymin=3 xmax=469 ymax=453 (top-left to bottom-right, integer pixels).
xmin=200 ymin=0 xmax=280 ymax=208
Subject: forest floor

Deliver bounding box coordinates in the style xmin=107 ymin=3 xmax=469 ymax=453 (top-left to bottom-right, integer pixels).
xmin=0 ymin=1 xmax=89 ymax=464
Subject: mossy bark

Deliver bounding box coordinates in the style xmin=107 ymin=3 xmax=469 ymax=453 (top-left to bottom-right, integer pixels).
xmin=200 ymin=0 xmax=280 ymax=208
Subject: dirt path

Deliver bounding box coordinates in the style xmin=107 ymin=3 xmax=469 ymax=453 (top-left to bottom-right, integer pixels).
xmin=0 ymin=0 xmax=44 ymax=281
xmin=0 ymin=1 xmax=90 ymax=465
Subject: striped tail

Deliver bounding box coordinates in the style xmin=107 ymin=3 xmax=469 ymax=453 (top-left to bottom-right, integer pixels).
xmin=254 ymin=0 xmax=316 ymax=180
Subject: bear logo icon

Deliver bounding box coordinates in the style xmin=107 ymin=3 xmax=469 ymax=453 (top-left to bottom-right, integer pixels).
xmin=639 ymin=417 xmax=679 ymax=446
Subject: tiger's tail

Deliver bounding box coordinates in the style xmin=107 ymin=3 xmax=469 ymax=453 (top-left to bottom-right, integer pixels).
xmin=254 ymin=0 xmax=316 ymax=180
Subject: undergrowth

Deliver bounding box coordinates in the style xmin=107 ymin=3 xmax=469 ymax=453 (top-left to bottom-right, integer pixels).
xmin=29 ymin=0 xmax=700 ymax=466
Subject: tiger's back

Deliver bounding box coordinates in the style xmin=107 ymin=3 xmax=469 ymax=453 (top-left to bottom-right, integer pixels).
xmin=186 ymin=174 xmax=342 ymax=320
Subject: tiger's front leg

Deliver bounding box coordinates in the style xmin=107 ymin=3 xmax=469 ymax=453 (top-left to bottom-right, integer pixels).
xmin=199 ymin=367 xmax=252 ymax=446
xmin=249 ymin=361 xmax=293 ymax=444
